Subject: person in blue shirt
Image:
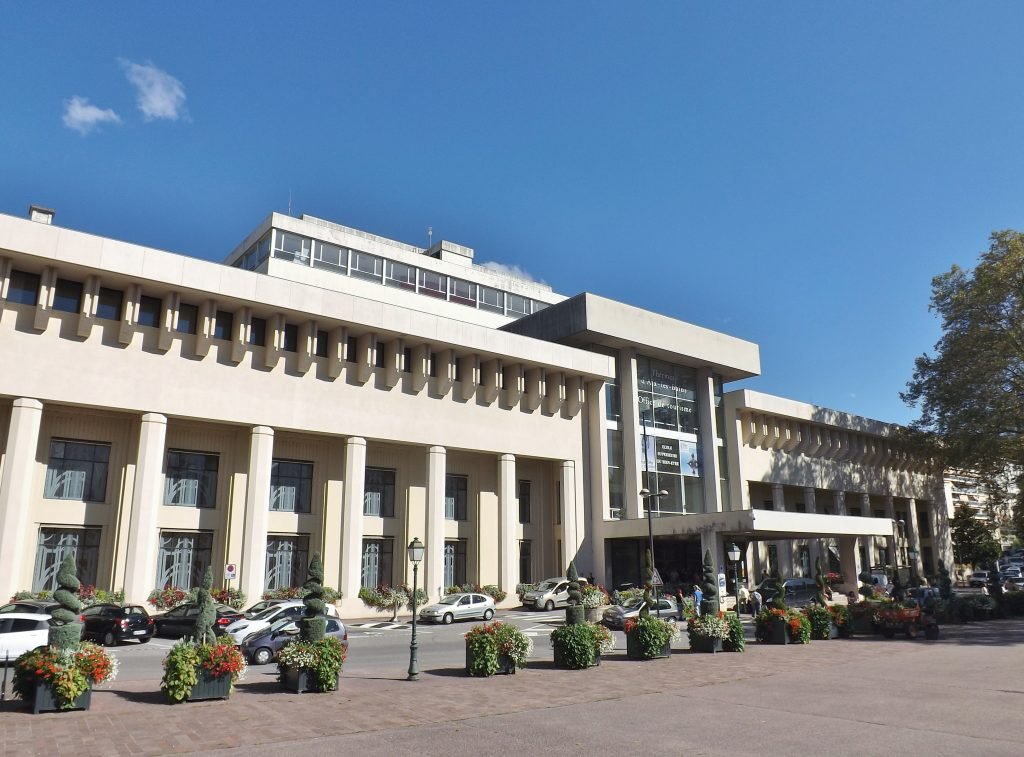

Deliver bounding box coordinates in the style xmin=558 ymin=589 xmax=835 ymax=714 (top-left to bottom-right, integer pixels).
xmin=693 ymin=584 xmax=703 ymax=616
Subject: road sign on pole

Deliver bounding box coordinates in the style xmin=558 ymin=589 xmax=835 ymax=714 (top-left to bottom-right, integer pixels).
xmin=225 ymin=563 xmax=237 ymax=580
xmin=651 ymin=568 xmax=664 ymax=587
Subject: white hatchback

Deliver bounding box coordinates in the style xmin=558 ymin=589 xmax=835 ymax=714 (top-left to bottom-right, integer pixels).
xmin=223 ymin=600 xmax=339 ymax=644
xmin=0 ymin=613 xmax=51 ymax=661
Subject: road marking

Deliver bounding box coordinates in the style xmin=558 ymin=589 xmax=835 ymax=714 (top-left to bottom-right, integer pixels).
xmin=350 ymin=622 xmax=411 ymax=630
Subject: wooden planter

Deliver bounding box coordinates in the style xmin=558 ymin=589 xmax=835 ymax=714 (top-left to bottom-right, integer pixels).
xmin=851 ymin=614 xmax=876 ymax=636
xmin=690 ymin=636 xmax=723 ymax=653
xmin=764 ymin=617 xmax=789 ymax=645
xmin=626 ymin=633 xmax=672 ymax=660
xmin=32 ymin=682 xmax=91 ymax=714
xmin=281 ymin=666 xmax=340 ymax=693
xmin=188 ymin=670 xmax=232 ymax=701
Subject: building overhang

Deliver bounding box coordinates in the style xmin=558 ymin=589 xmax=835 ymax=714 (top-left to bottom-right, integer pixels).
xmin=604 ymin=509 xmax=896 ymax=541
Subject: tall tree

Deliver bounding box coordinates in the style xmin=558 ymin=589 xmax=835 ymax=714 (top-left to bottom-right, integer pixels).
xmin=950 ymin=505 xmax=1001 ymax=568
xmin=902 ymin=230 xmax=1024 ymax=511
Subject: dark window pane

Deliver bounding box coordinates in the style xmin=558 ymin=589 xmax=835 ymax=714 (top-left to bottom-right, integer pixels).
xmin=270 ymin=460 xmax=313 ymax=513
xmin=176 ymin=303 xmax=198 ymax=334
xmin=249 ymin=317 xmax=266 ymax=346
xmin=213 ymin=310 xmax=233 ymax=341
xmin=315 ymin=329 xmax=329 ymax=358
xmin=53 ymin=279 xmax=82 ymax=314
xmin=7 ymin=270 xmax=40 ymax=306
xmin=346 ymin=336 xmax=358 ymax=363
xmin=283 ymin=323 xmax=298 ymax=352
xmin=138 ymin=295 xmax=162 ymax=328
xmin=96 ymin=288 xmax=123 ymax=321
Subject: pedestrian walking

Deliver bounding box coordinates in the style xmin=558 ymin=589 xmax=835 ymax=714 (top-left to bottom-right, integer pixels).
xmin=693 ymin=584 xmax=703 ymax=616
xmin=750 ymin=588 xmax=762 ymax=616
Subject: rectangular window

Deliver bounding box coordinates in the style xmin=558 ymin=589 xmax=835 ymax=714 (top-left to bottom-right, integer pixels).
xmin=138 ymin=295 xmax=162 ymax=328
xmin=313 ymin=241 xmax=346 ymax=272
xmin=96 ymin=288 xmax=123 ymax=321
xmin=374 ymin=341 xmax=385 ymax=368
xmin=429 ymin=352 xmax=438 ymax=378
xmin=315 ymin=329 xmax=329 ymax=358
xmin=346 ymin=335 xmax=358 ymax=363
xmin=270 ymin=459 xmax=313 ymax=513
xmin=418 ymin=270 xmax=447 ymax=299
xmin=767 ymin=544 xmax=779 ymax=576
xmin=265 ymin=535 xmax=310 ymax=591
xmin=918 ymin=511 xmax=930 ymax=537
xmin=32 ymin=527 xmax=101 ymax=592
xmin=555 ymin=483 xmax=561 ymax=525
xmin=249 ymin=316 xmax=266 ymax=347
xmin=363 ymin=468 xmax=395 ymax=517
xmin=176 ymin=303 xmax=198 ymax=334
xmin=156 ymin=531 xmax=213 ymax=590
xmin=443 ymin=539 xmax=468 ymax=588
xmin=449 ymin=277 xmax=477 ymax=306
xmin=350 ymin=251 xmax=383 ymax=281
xmin=849 ymin=507 xmax=862 ymax=517
xmin=445 ymin=474 xmax=468 ymax=521
xmin=7 ymin=269 xmax=40 ymax=306
xmin=52 ymin=278 xmax=83 ymax=314
xmin=44 ymin=439 xmax=110 ymax=502
xmin=164 ymin=450 xmax=218 ymax=508
xmin=402 ymin=347 xmax=412 ymax=373
xmin=478 ymin=285 xmax=504 ymax=313
xmin=283 ymin=323 xmax=298 ymax=352
xmin=518 ymin=480 xmax=531 ymax=524
xmin=519 ymin=540 xmax=532 ymax=583
xmin=361 ymin=538 xmax=393 ymax=589
xmin=275 ymin=232 xmax=311 ymax=264
xmin=213 ymin=310 xmax=233 ymax=341
xmin=385 ymin=261 xmax=416 ymax=290
xmin=506 ymin=294 xmax=530 ymax=316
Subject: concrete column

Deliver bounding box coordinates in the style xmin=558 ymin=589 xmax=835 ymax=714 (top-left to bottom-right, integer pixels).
xmin=832 ymin=489 xmax=847 ymax=516
xmin=240 ymin=426 xmax=274 ymax=602
xmin=620 ymin=348 xmax=643 ymax=520
xmin=838 ymin=536 xmax=859 ymax=593
xmin=697 ymin=368 xmax=722 ymax=513
xmin=122 ymin=413 xmax=167 ymax=602
xmin=0 ymin=398 xmax=44 ymax=600
xmin=497 ymin=454 xmax=517 ymax=598
xmin=559 ymin=461 xmax=579 ymax=572
xmin=861 ymin=492 xmax=873 ymax=568
xmin=771 ymin=483 xmax=785 ymax=511
xmin=905 ymin=497 xmax=925 ymax=576
xmin=340 ymin=437 xmax=367 ymax=604
xmin=770 ymin=483 xmax=793 ymax=576
xmin=804 ymin=486 xmax=820 ymax=572
xmin=885 ymin=494 xmax=897 ymax=572
xmin=425 ymin=445 xmax=446 ymax=601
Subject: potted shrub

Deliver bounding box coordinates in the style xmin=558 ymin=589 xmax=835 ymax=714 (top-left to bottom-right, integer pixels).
xmin=829 ymin=604 xmax=853 ymax=638
xmin=465 ymin=621 xmax=533 ymax=676
xmin=786 ymin=610 xmax=811 ymax=644
xmin=550 ymin=622 xmax=608 ymax=669
xmin=687 ymin=612 xmax=730 ymax=653
xmin=754 ymin=607 xmax=789 ymax=645
xmin=582 ymin=584 xmax=611 ymax=623
xmin=803 ymin=604 xmax=834 ymax=640
xmin=723 ymin=611 xmax=746 ymax=652
xmin=278 ymin=554 xmax=346 ymax=693
xmin=161 ymin=568 xmax=246 ymax=703
xmin=11 ymin=556 xmax=117 ymax=713
xmin=625 ymin=550 xmax=676 ymax=659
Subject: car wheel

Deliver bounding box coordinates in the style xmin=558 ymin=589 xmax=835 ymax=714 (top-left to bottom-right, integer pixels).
xmin=252 ymin=647 xmax=274 ymax=666
xmin=483 ymin=609 xmax=494 ymax=621
xmin=544 ymin=600 xmax=555 ymax=612
xmin=442 ymin=613 xmax=454 ymax=625
xmin=103 ymin=631 xmax=117 ymax=647
xmin=138 ymin=636 xmax=151 ymax=644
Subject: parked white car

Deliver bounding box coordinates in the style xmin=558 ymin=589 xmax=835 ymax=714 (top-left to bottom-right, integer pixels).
xmin=419 ymin=593 xmax=496 ymax=624
xmin=521 ymin=577 xmax=589 ymax=611
xmin=223 ymin=600 xmax=339 ymax=644
xmin=0 ymin=613 xmax=51 ymax=661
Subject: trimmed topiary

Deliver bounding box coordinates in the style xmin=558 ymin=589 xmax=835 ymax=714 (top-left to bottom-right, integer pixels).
xmin=48 ymin=555 xmax=84 ymax=650
xmin=565 ymin=561 xmax=584 ymax=626
xmin=772 ymin=573 xmax=787 ymax=611
xmin=192 ymin=567 xmax=217 ymax=644
xmin=814 ymin=556 xmax=829 ymax=606
xmin=640 ymin=549 xmax=653 ymax=620
xmin=300 ymin=553 xmax=327 ymax=642
xmin=701 ymin=549 xmax=719 ymax=617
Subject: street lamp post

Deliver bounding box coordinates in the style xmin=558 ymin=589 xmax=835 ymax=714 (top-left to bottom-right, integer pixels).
xmin=727 ymin=542 xmax=741 ymax=614
xmin=407 ymin=537 xmax=424 ymax=681
xmin=639 ymin=487 xmax=669 ymax=617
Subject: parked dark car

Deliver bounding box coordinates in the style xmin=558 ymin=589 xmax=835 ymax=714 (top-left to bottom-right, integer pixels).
xmin=81 ymin=603 xmax=155 ymax=646
xmin=239 ymin=616 xmax=349 ymax=665
xmin=0 ymin=600 xmax=60 ymax=616
xmin=154 ymin=602 xmax=244 ymax=638
xmin=755 ymin=577 xmax=818 ymax=608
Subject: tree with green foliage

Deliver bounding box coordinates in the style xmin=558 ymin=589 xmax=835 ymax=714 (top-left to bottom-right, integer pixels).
xmin=565 ymin=560 xmax=584 ymax=626
xmin=950 ymin=504 xmax=1001 ymax=568
xmin=813 ymin=557 xmax=829 ymax=606
xmin=192 ymin=567 xmax=217 ymax=644
xmin=300 ymin=553 xmax=327 ymax=642
xmin=902 ymin=230 xmax=1024 ymax=525
xmin=700 ymin=550 xmax=719 ymax=616
xmin=640 ymin=549 xmax=653 ymax=620
xmin=937 ymin=564 xmax=953 ymax=600
xmin=48 ymin=555 xmax=84 ymax=649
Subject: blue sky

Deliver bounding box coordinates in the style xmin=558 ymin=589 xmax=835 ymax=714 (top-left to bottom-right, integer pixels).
xmin=3 ymin=2 xmax=1023 ymax=425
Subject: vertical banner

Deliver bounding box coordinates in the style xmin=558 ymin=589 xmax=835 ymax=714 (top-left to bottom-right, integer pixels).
xmin=679 ymin=439 xmax=700 ymax=477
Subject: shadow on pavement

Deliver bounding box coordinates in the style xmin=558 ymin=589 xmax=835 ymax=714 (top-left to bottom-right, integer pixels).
xmin=108 ymin=687 xmax=168 ymax=705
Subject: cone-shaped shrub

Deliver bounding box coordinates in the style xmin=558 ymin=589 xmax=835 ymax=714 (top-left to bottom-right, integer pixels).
xmin=640 ymin=549 xmax=653 ymax=619
xmin=701 ymin=549 xmax=719 ymax=616
xmin=814 ymin=557 xmax=829 ymax=605
xmin=192 ymin=567 xmax=217 ymax=644
xmin=48 ymin=555 xmax=84 ymax=649
xmin=300 ymin=553 xmax=327 ymax=641
xmin=771 ymin=573 xmax=787 ymax=611
xmin=565 ymin=560 xmax=584 ymax=626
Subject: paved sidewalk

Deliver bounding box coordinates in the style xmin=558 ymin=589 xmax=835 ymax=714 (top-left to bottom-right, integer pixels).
xmin=2 ymin=619 xmax=1022 ymax=757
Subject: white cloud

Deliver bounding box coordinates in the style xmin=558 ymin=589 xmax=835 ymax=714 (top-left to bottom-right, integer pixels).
xmin=479 ymin=261 xmax=544 ymax=284
xmin=62 ymin=96 xmax=121 ymax=135
xmin=119 ymin=59 xmax=187 ymax=121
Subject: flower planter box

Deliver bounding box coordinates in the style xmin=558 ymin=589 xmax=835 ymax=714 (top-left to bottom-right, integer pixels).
xmin=281 ymin=666 xmax=339 ymax=693
xmin=188 ymin=670 xmax=232 ymax=701
xmin=466 ymin=648 xmax=519 ymax=676
xmin=764 ymin=617 xmax=789 ymax=645
xmin=851 ymin=615 xmax=876 ymax=636
xmin=32 ymin=682 xmax=91 ymax=714
xmin=829 ymin=622 xmax=839 ymax=639
xmin=585 ymin=606 xmax=607 ymax=623
xmin=626 ymin=633 xmax=672 ymax=660
xmin=590 ymin=651 xmax=601 ymax=667
xmin=690 ymin=636 xmax=723 ymax=653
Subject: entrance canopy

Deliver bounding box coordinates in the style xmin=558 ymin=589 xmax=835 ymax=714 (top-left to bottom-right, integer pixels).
xmin=627 ymin=508 xmax=896 ymax=541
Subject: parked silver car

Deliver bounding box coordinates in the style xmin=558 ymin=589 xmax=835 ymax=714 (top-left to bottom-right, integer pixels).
xmin=419 ymin=593 xmax=495 ymax=624
xmin=521 ymin=577 xmax=589 ymax=611
xmin=602 ymin=597 xmax=679 ymax=628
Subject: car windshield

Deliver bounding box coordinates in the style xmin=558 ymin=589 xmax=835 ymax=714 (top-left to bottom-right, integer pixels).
xmin=252 ymin=606 xmax=281 ymax=620
xmin=438 ymin=595 xmax=462 ymax=605
xmin=268 ymin=618 xmax=296 ymax=633
xmin=537 ymin=581 xmax=559 ymax=591
xmin=622 ymin=598 xmax=644 ymax=609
